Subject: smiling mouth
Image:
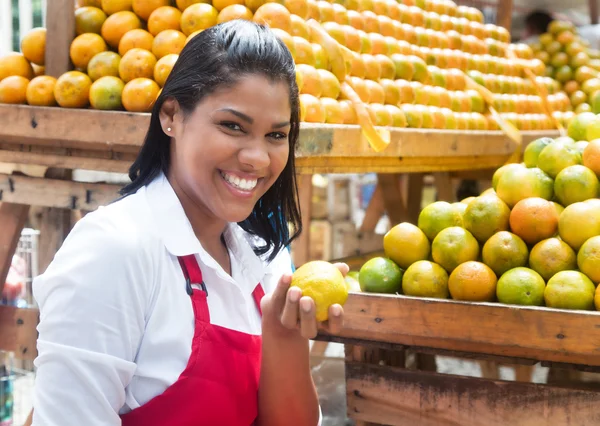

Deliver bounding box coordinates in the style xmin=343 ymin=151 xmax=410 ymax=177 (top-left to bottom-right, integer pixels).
xmin=220 ymin=171 xmax=259 ymax=192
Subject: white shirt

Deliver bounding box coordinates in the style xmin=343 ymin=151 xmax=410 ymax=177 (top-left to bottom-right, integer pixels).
xmin=32 ymin=173 xmax=317 ymax=425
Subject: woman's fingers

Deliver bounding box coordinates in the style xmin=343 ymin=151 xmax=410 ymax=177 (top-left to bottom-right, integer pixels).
xmin=325 ymin=304 xmax=344 ymax=334
xmin=280 ymin=286 xmax=301 ymax=329
xmin=299 ymin=296 xmax=318 ymax=339
xmin=333 ymin=262 xmax=350 ymax=277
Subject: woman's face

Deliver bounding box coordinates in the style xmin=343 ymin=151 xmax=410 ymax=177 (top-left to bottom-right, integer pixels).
xmin=164 ymin=74 xmax=292 ymax=224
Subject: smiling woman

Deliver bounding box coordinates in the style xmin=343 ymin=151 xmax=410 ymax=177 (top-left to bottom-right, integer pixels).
xmin=30 ymin=20 xmax=346 ymax=426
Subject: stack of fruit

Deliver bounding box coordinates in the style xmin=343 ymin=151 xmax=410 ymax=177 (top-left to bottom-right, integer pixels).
xmin=350 ymin=111 xmax=600 ymax=311
xmin=529 ymin=20 xmax=600 ymax=117
xmin=0 ymin=0 xmax=561 ymax=131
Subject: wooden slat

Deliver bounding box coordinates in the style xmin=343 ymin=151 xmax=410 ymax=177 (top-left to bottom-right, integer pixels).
xmin=0 ymin=149 xmax=132 ymax=173
xmin=44 ymin=0 xmax=74 ymax=77
xmin=346 ymin=362 xmax=600 ymax=426
xmin=0 ymin=174 xmax=121 ymax=210
xmin=0 ymin=203 xmax=30 ymax=293
xmin=291 ymin=174 xmax=312 ymax=266
xmin=0 ymin=306 xmax=39 ymax=360
xmin=319 ymin=293 xmax=600 ymax=367
xmin=496 ymin=0 xmax=514 ymax=30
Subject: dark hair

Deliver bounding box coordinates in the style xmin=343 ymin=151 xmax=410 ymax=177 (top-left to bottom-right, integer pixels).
xmin=525 ymin=11 xmax=553 ymax=35
xmin=121 ymin=20 xmax=301 ymax=261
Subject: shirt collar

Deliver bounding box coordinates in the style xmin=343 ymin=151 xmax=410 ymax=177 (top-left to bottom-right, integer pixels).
xmin=143 ymin=173 xmax=266 ymax=282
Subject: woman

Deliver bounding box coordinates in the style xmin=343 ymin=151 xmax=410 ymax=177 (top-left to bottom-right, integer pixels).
xmin=31 ymin=20 xmax=346 ymax=425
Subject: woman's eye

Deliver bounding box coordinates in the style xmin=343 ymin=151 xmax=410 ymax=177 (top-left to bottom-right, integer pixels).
xmin=268 ymin=132 xmax=288 ymax=141
xmin=221 ymin=122 xmax=243 ymax=132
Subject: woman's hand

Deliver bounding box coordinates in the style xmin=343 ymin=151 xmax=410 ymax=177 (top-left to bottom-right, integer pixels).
xmin=261 ymin=263 xmax=349 ymax=340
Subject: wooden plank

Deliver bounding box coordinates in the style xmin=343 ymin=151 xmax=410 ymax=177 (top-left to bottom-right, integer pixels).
xmin=44 ymin=0 xmax=75 ymax=77
xmin=346 ymin=362 xmax=600 ymax=426
xmin=0 ymin=306 xmax=39 ymax=360
xmin=377 ymin=174 xmax=407 ymax=225
xmin=0 ymin=203 xmax=30 ymax=294
xmin=0 ymin=173 xmax=121 ymax=210
xmin=496 ymin=0 xmax=514 ymax=30
xmin=291 ymin=174 xmax=312 ymax=266
xmin=319 ymin=293 xmax=600 ymax=367
xmin=0 ymin=149 xmax=132 ymax=173
xmin=404 ymin=173 xmax=424 ymax=224
xmin=433 ymin=172 xmax=455 ymax=202
xmin=591 ymin=0 xmax=599 ymax=25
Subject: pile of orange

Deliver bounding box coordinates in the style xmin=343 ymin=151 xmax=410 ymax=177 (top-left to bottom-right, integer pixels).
xmin=359 ymin=123 xmax=600 ymax=311
xmin=0 ymin=0 xmax=561 ymax=127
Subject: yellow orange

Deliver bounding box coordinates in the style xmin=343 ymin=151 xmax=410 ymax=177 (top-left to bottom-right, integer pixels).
xmin=299 ymin=93 xmax=326 ymax=123
xmin=154 ymin=54 xmax=179 ymax=87
xmin=118 ymin=29 xmax=154 ymax=56
xmin=132 ymin=0 xmax=170 ymax=21
xmin=89 ymin=75 xmax=125 ymax=110
xmin=296 ymin=63 xmax=321 ymax=97
xmin=75 ymin=6 xmax=107 ymax=35
xmin=70 ymin=33 xmax=107 ymax=71
xmin=432 ymin=226 xmax=479 ymax=273
xmin=277 ymin=0 xmax=308 ymax=19
xmin=101 ymin=0 xmax=132 ymax=15
xmin=176 ymin=0 xmax=208 ymax=11
xmin=317 ymin=69 xmax=340 ymax=99
xmin=245 ymin=0 xmax=267 ymax=12
xmin=509 ymin=197 xmax=559 ymax=245
xmin=119 ymin=48 xmax=157 ymax=83
xmin=88 ymin=51 xmax=121 ymax=81
xmin=25 ymin=75 xmax=57 ymax=106
xmin=180 ymin=3 xmax=218 ymax=35
xmin=54 ymin=71 xmax=92 ymax=108
xmin=185 ymin=30 xmax=204 ymax=45
xmin=384 ymin=222 xmax=430 ymax=269
xmin=448 ymin=261 xmax=497 ymax=302
xmin=122 ymin=77 xmax=160 ymax=112
xmin=320 ymin=97 xmax=344 ymax=124
xmin=20 ymin=28 xmax=46 ymax=66
xmin=364 ymin=79 xmax=385 ymax=104
xmin=148 ymin=6 xmax=182 ymax=35
xmin=152 ymin=30 xmax=187 ymax=59
xmin=339 ymin=99 xmax=357 ymax=124
xmin=583 ymin=140 xmax=600 ymax=177
xmin=101 ymin=11 xmax=142 ymax=50
xmin=293 ymin=36 xmax=315 ymax=66
xmin=218 ymin=4 xmax=253 ymax=22
xmin=0 ymin=53 xmax=34 ymax=81
xmin=529 ymin=237 xmax=577 ymax=282
xmin=213 ymin=0 xmax=244 ymax=11
xmin=290 ymin=14 xmax=310 ymax=38
xmin=253 ymin=3 xmax=292 ymax=32
xmin=0 ymin=76 xmax=29 ymax=104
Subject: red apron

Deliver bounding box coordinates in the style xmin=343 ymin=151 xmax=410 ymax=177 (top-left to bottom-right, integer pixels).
xmin=121 ymin=254 xmax=265 ymax=426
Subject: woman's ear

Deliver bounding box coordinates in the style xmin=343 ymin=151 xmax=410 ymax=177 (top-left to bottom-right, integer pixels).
xmin=159 ymin=98 xmax=181 ymax=136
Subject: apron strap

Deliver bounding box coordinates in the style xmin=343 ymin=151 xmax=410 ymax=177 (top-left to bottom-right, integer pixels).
xmin=178 ymin=255 xmax=208 ymax=296
xmin=252 ymin=284 xmax=265 ymax=316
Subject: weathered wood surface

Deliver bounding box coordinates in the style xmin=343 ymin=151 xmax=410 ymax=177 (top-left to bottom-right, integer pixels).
xmin=318 ymin=293 xmax=600 ymax=367
xmin=0 ymin=105 xmax=559 ymax=174
xmin=0 ymin=203 xmax=30 ymax=294
xmin=346 ymin=362 xmax=600 ymax=426
xmin=0 ymin=173 xmax=121 ymax=210
xmin=0 ymin=306 xmax=39 ymax=360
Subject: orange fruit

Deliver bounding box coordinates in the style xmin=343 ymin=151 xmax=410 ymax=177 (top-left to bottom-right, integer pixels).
xmin=537 ymin=140 xmax=582 ymax=179
xmin=432 ymin=227 xmax=480 ymax=273
xmin=88 ymin=51 xmax=121 ymax=81
xmin=339 ymin=99 xmax=357 ymax=124
xmin=101 ymin=11 xmax=142 ymax=50
xmin=176 ymin=0 xmax=208 ymax=11
xmin=367 ymin=103 xmax=392 ymax=126
xmin=379 ymin=78 xmax=399 ymax=105
xmin=347 ymin=9 xmax=365 ymax=30
xmin=31 ymin=64 xmax=45 ymax=77
xmin=362 ymin=54 xmax=380 ymax=80
xmin=290 ymin=14 xmax=310 ymax=38
xmin=496 ymin=166 xmax=554 ymax=208
xmin=359 ymin=257 xmax=403 ymax=295
xmin=554 ymin=165 xmax=599 ymax=206
xmin=0 ymin=53 xmax=34 ymax=81
xmin=0 ymin=76 xmax=29 ymax=104
xmin=384 ymin=222 xmax=430 ymax=269
xmin=118 ymin=29 xmax=154 ymax=56
xmin=545 ymin=271 xmax=595 ymax=310
xmin=348 ymin=76 xmax=369 ymax=103
xmin=218 ymin=4 xmax=253 ymax=22
xmin=577 ymin=236 xmax=600 ymax=284
xmin=299 ymin=93 xmax=325 ymax=123
xmin=496 ymin=267 xmax=545 ymax=306
xmin=213 ymin=0 xmax=244 ymax=11
xmin=54 ymin=71 xmax=92 ymax=108
xmin=417 ymin=201 xmax=463 ymax=241
xmin=79 ymin=0 xmax=103 ymax=6
xmin=25 ymin=75 xmax=57 ymax=106
xmin=583 ymin=140 xmax=600 ymax=177
xmin=132 ymin=0 xmax=170 ymax=21
xmin=448 ymin=261 xmax=497 ymax=302
xmin=185 ymin=30 xmax=204 ymax=44
xmin=20 ymin=28 xmax=46 ymax=66
xmin=122 ymin=78 xmax=160 ymax=112
xmin=271 ymin=29 xmax=296 ymax=59
xmin=529 ymin=237 xmax=577 ymax=282
xmin=148 ymin=6 xmax=183 ymax=35
xmin=294 ymin=35 xmax=315 ymax=66
xmin=463 ymin=194 xmax=511 ymax=243
xmin=75 ymin=6 xmax=107 ymax=35
xmin=276 ymin=0 xmax=308 ymax=19
xmin=70 ymin=33 xmax=107 ymax=71
xmin=296 ymin=64 xmax=321 ymax=97
xmin=89 ymin=76 xmax=125 ymax=110
xmin=101 ymin=0 xmax=132 ymax=15
xmin=154 ymin=54 xmax=178 ymax=87
xmin=119 ymin=48 xmax=157 ymax=83
xmin=402 ymin=260 xmax=449 ymax=299
xmin=559 ymin=201 xmax=600 ymax=251
xmin=152 ymin=30 xmax=187 ymax=59
xmin=245 ymin=0 xmax=267 ymax=12
xmin=482 ymin=231 xmax=529 ymax=277
xmin=317 ymin=69 xmax=340 ymax=99
xmin=509 ymin=197 xmax=559 ymax=245
xmin=253 ymin=3 xmax=292 ymax=32
xmin=320 ymin=97 xmax=344 ymax=124
xmin=180 ymin=3 xmax=218 ymax=35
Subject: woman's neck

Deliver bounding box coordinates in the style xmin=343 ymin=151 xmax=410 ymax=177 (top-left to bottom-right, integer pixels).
xmin=167 ymin=173 xmax=232 ymax=275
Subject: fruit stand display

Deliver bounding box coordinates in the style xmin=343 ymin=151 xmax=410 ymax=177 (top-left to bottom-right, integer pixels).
xmin=0 ymin=0 xmax=583 ymax=423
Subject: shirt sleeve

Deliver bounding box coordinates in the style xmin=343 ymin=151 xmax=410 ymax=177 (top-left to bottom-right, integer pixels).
xmin=32 ymin=211 xmax=151 ymax=426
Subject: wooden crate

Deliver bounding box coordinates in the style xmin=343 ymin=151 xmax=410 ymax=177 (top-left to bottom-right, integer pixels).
xmin=318 ymin=293 xmax=600 ymax=425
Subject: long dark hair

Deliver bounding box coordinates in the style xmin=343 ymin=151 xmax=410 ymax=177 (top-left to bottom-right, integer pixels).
xmin=121 ymin=20 xmax=301 ymax=261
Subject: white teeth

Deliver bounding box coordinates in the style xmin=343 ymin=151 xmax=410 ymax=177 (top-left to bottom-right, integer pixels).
xmin=222 ymin=172 xmax=258 ymax=191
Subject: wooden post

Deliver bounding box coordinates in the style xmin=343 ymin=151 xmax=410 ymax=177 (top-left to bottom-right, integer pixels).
xmin=0 ymin=203 xmax=30 ymax=292
xmin=292 ymin=174 xmax=313 ymax=267
xmin=496 ymin=0 xmax=513 ymax=31
xmin=590 ymin=0 xmax=599 ymax=25
xmin=44 ymin=0 xmax=74 ymax=77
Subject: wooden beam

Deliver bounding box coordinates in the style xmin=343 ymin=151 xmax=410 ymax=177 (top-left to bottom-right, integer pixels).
xmin=0 ymin=306 xmax=39 ymax=360
xmin=0 ymin=203 xmax=30 ymax=294
xmin=404 ymin=173 xmax=424 ymax=224
xmin=433 ymin=172 xmax=455 ymax=202
xmin=346 ymin=362 xmax=600 ymax=425
xmin=0 ymin=173 xmax=121 ymax=210
xmin=319 ymin=293 xmax=600 ymax=367
xmin=0 ymin=149 xmax=132 ymax=173
xmin=590 ymin=0 xmax=599 ymax=25
xmin=496 ymin=0 xmax=514 ymax=31
xmin=377 ymin=174 xmax=407 ymax=225
xmin=291 ymin=174 xmax=312 ymax=267
xmin=44 ymin=0 xmax=74 ymax=77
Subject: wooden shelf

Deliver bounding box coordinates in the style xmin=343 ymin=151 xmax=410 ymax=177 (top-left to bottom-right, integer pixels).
xmin=0 ymin=105 xmax=559 ymax=174
xmin=318 ymin=293 xmax=600 ymax=367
